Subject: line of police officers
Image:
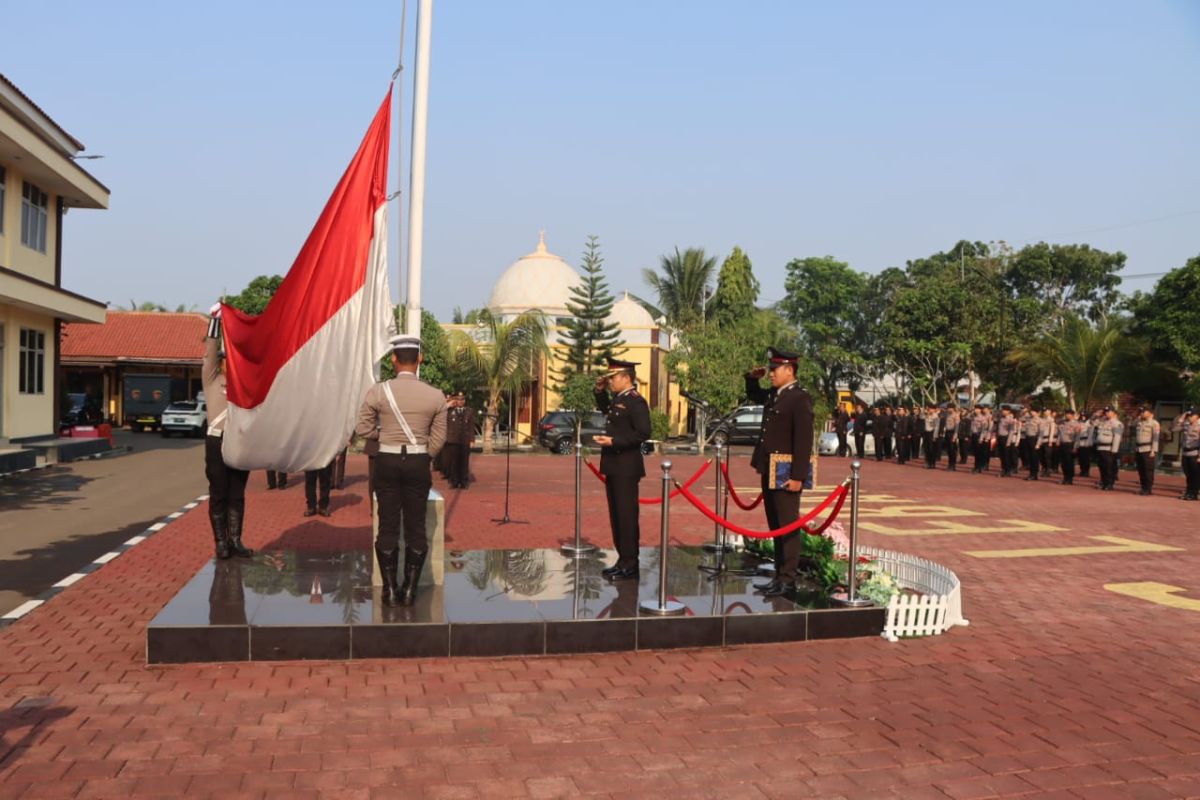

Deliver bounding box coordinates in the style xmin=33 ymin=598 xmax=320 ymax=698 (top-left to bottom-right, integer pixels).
xmin=837 ymin=402 xmax=1200 ymax=500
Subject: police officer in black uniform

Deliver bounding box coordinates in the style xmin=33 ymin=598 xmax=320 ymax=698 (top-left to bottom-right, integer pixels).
xmin=593 ymin=358 xmax=652 ymax=581
xmin=745 ymin=348 xmax=815 ymax=598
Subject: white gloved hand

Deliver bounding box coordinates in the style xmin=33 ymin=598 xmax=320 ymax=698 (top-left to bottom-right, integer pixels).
xmin=209 ymin=302 xmax=222 ymax=319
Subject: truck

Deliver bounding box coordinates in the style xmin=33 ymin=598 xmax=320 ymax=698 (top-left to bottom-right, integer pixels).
xmin=123 ymin=374 xmax=173 ymax=432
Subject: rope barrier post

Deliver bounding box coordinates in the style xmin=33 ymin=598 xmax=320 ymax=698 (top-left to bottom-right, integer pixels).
xmin=702 ymin=442 xmax=732 ymax=554
xmin=561 ymin=441 xmax=597 ymax=557
xmin=834 ymin=460 xmax=872 ymax=607
xmin=641 ymin=460 xmax=685 ymax=616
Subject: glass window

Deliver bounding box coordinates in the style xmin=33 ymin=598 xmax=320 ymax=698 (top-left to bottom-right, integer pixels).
xmin=21 ymin=181 xmax=49 ymax=253
xmin=19 ymin=328 xmax=46 ymax=394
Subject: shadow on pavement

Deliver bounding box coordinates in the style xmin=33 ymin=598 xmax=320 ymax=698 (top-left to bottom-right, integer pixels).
xmin=0 ymin=701 xmax=74 ymax=775
xmin=0 ymin=469 xmax=93 ymax=512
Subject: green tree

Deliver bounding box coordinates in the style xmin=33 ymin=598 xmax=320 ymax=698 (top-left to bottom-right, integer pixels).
xmin=642 ymin=247 xmax=717 ymax=329
xmin=225 ymin=275 xmax=284 ymax=316
xmin=448 ymin=309 xmax=549 ymax=454
xmin=556 ymin=235 xmax=624 ymax=381
xmin=708 ymin=246 xmax=759 ymax=324
xmin=555 ymin=370 xmax=602 ymax=446
xmin=779 ymin=256 xmax=868 ymax=404
xmin=1004 ymin=242 xmax=1125 ymax=325
xmin=1128 ymin=254 xmax=1200 ymax=401
xmin=1006 ymin=315 xmax=1144 ymax=411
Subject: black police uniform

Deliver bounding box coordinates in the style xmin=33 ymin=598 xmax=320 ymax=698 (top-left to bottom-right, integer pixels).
xmin=745 ymin=350 xmax=814 ymax=591
xmin=595 ymin=367 xmax=651 ymax=575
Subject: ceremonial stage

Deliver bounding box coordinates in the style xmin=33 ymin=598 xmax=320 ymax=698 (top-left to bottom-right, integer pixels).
xmin=146 ymin=545 xmax=885 ymax=664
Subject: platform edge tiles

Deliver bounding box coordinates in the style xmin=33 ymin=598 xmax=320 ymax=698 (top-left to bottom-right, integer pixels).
xmin=146 ymin=546 xmax=887 ymax=663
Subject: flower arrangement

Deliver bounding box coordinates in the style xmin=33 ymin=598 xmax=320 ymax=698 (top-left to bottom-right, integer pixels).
xmin=832 ymin=556 xmax=900 ymax=606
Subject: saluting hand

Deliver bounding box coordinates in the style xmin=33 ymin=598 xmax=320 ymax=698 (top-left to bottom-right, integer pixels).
xmin=748 ymin=367 xmax=767 ymax=380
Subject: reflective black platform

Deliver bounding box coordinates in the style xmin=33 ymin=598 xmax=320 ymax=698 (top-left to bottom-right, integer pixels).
xmin=147 ymin=547 xmax=885 ymax=663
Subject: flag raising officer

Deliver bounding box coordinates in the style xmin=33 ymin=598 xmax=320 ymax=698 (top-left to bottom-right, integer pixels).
xmin=203 ymin=304 xmax=253 ymax=560
xmin=745 ymin=348 xmax=815 ymax=598
xmin=355 ymin=335 xmax=447 ymax=606
xmin=592 ymin=357 xmax=652 ymax=582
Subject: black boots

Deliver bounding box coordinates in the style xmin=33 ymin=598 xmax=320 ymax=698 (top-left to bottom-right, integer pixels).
xmin=376 ymin=543 xmax=401 ymax=607
xmin=398 ymin=546 xmax=428 ymax=607
xmin=210 ymin=509 xmax=232 ymax=560
xmin=226 ymin=506 xmax=254 ymax=558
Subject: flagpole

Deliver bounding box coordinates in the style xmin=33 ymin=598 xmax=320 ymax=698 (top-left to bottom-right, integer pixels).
xmin=405 ymin=0 xmax=433 ymax=337
xmin=392 ymin=0 xmax=409 ymax=335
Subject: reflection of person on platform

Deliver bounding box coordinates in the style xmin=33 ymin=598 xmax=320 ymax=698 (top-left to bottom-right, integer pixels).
xmin=598 ymin=573 xmax=641 ymax=618
xmin=203 ymin=304 xmax=254 ymax=561
xmin=744 ymin=347 xmax=814 ymax=598
xmin=208 ymin=559 xmax=247 ymax=625
xmin=592 ymin=357 xmax=651 ymax=582
xmin=355 ymin=335 xmax=447 ymax=607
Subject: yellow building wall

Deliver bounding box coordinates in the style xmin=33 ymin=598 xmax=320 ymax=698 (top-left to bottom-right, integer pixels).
xmin=0 ymin=303 xmax=56 ymax=439
xmin=0 ymin=162 xmax=59 ymax=285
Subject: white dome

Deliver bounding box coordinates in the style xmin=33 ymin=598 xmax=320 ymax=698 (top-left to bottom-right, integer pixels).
xmin=488 ymin=233 xmax=582 ymax=319
xmin=607 ymin=292 xmax=655 ymax=329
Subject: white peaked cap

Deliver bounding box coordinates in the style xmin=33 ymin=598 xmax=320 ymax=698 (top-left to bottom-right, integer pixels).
xmin=389 ymin=334 xmax=422 ymax=351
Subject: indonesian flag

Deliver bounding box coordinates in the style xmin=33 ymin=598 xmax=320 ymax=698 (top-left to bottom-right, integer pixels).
xmin=219 ymin=90 xmax=393 ymax=473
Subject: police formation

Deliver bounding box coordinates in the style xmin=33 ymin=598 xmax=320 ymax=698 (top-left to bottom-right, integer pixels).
xmin=834 ymin=401 xmax=1200 ymax=501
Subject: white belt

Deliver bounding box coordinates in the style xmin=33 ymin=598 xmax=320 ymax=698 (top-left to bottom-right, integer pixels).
xmin=380 ymin=444 xmax=428 ymax=455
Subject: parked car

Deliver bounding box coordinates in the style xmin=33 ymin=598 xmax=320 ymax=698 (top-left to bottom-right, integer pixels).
xmin=817 ymin=431 xmax=840 ymax=455
xmin=536 ymin=410 xmax=656 ymax=455
xmin=60 ymin=392 xmax=103 ymax=427
xmin=705 ymin=405 xmax=763 ymax=446
xmin=161 ymin=394 xmax=207 ymax=438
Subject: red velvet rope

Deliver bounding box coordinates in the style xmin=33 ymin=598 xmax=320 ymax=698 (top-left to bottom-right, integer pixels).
xmin=673 ymin=481 xmax=850 ymax=539
xmin=718 ymin=461 xmax=765 ymax=511
xmin=584 ymin=458 xmax=712 ymax=505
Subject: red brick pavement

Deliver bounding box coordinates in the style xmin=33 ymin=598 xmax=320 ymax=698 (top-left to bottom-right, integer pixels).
xmin=1 ymin=452 xmax=1199 ymax=799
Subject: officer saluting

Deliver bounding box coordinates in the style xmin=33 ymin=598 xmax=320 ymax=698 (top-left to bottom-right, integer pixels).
xmin=593 ymin=357 xmax=652 ymax=581
xmin=355 ymin=334 xmax=448 ymax=606
xmin=745 ymin=348 xmax=815 ymax=598
xmin=1133 ymin=406 xmax=1161 ymax=496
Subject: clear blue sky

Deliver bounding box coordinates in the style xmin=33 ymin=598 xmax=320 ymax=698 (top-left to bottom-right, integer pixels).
xmin=5 ymin=0 xmax=1198 ymax=316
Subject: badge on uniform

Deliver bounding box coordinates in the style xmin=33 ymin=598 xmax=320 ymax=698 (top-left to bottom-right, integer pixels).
xmin=769 ymin=453 xmax=793 ymax=489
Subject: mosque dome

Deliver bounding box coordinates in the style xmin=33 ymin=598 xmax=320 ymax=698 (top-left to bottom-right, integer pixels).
xmin=607 ymin=292 xmax=656 ymax=329
xmin=488 ymin=232 xmax=582 ymax=320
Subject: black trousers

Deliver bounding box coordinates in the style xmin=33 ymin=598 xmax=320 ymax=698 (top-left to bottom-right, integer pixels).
xmin=266 ymin=470 xmax=288 ymax=488
xmin=923 ymin=433 xmax=939 ymax=467
xmin=1078 ymin=446 xmax=1093 ymax=476
xmin=973 ymin=436 xmax=988 ymax=471
xmin=897 ymin=436 xmax=909 ymax=464
xmin=960 ymin=435 xmax=971 ymax=464
xmin=1097 ymin=450 xmax=1117 ymax=488
xmin=1003 ymin=444 xmax=1019 ymax=475
xmin=374 ymin=452 xmax=432 ymax=551
xmin=444 ymin=442 xmax=471 ymax=487
xmin=836 ymin=431 xmax=848 ymax=457
xmin=943 ymin=434 xmax=958 ymax=469
xmin=761 ymin=473 xmax=802 ymax=581
xmin=1183 ymin=454 xmax=1199 ymax=496
xmin=604 ymin=474 xmax=641 ymax=569
xmin=333 ymin=448 xmax=347 ymax=489
xmin=853 ymin=432 xmax=866 ymax=458
xmin=1040 ymin=443 xmax=1052 ymax=473
xmin=1022 ymin=437 xmax=1039 ymax=478
xmin=872 ymin=435 xmax=884 ymax=461
xmin=305 ymin=462 xmax=333 ymax=511
xmin=1135 ymin=452 xmax=1155 ymax=492
xmin=882 ymin=435 xmax=893 ymax=459
xmin=1058 ymin=444 xmax=1076 ymax=483
xmin=205 ymin=435 xmax=248 ymax=530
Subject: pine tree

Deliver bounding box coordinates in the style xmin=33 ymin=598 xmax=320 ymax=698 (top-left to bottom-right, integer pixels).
xmin=709 ymin=246 xmax=760 ymax=324
xmin=556 ymin=235 xmax=625 ymax=385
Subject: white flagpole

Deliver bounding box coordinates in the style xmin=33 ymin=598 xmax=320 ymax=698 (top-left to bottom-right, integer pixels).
xmin=405 ymin=0 xmax=433 ymax=337
xmin=392 ymin=0 xmax=408 ymax=335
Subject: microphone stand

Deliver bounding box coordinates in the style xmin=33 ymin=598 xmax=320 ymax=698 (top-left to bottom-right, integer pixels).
xmin=492 ymin=388 xmax=528 ymax=526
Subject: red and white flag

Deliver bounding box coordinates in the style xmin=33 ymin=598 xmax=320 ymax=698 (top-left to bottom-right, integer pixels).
xmin=219 ymin=90 xmax=393 ymax=473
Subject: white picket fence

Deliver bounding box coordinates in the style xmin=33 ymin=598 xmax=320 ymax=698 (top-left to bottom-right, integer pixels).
xmin=836 ymin=544 xmax=969 ymax=642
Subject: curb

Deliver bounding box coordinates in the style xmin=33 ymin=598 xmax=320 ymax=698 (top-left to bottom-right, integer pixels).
xmin=0 ymin=493 xmax=210 ymax=629
xmin=0 ymin=462 xmax=55 ymax=480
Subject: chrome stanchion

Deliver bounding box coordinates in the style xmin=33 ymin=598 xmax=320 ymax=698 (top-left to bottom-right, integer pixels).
xmin=561 ymin=441 xmax=597 ymax=557
xmin=641 ymin=460 xmax=685 ymax=616
xmin=702 ymin=442 xmax=732 ymax=554
xmin=834 ymin=460 xmax=872 ymax=607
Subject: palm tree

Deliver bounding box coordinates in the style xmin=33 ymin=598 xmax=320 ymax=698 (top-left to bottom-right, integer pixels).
xmin=642 ymin=247 xmax=717 ymax=329
xmin=448 ymin=309 xmax=549 ymax=454
xmin=1006 ymin=315 xmax=1142 ymax=411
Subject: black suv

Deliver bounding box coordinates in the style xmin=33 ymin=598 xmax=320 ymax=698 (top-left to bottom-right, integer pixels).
xmin=705 ymin=405 xmax=763 ymax=446
xmin=537 ymin=411 xmax=609 ymax=454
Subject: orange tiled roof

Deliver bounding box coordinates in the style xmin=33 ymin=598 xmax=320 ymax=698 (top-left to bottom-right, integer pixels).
xmin=61 ymin=311 xmax=207 ymax=363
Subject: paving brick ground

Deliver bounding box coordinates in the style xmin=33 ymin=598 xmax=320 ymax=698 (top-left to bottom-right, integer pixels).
xmin=2 ymin=451 xmax=1199 ymax=799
